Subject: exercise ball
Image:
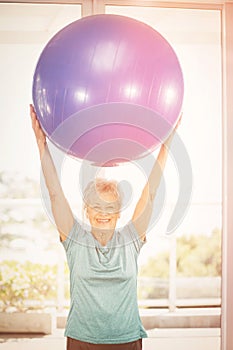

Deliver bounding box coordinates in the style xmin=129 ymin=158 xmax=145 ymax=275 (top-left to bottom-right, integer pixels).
xmin=32 ymin=14 xmax=184 ymax=166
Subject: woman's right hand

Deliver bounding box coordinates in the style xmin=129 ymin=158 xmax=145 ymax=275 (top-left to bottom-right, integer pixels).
xmin=30 ymin=104 xmax=47 ymax=155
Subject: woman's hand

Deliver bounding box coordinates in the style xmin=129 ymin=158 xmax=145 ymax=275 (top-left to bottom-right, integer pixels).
xmin=164 ymin=113 xmax=182 ymax=147
xmin=30 ymin=104 xmax=47 ymax=156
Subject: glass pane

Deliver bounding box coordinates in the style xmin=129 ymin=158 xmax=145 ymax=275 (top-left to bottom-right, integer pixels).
xmin=0 ymin=3 xmax=82 ymax=178
xmin=0 ymin=3 xmax=82 ymax=313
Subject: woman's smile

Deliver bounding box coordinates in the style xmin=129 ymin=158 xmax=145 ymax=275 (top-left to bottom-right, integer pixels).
xmin=95 ymin=218 xmax=111 ymax=223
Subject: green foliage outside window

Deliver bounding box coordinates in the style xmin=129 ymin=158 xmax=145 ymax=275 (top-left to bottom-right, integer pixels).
xmin=0 ymin=261 xmax=58 ymax=312
xmin=139 ymin=228 xmax=221 ymax=278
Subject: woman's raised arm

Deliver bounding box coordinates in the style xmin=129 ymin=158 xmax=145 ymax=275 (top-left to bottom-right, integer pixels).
xmin=30 ymin=104 xmax=74 ymax=241
xmin=132 ymin=116 xmax=182 ymax=241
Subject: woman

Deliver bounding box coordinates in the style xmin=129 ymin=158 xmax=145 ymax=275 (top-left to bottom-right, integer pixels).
xmin=30 ymin=104 xmax=180 ymax=350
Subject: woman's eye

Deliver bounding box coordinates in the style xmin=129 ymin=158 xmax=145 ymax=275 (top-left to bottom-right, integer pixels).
xmin=107 ymin=206 xmax=115 ymax=211
xmin=92 ymin=205 xmax=115 ymax=212
xmin=93 ymin=206 xmax=101 ymax=211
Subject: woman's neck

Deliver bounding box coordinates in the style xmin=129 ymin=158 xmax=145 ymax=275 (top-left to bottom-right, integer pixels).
xmin=91 ymin=227 xmax=115 ymax=246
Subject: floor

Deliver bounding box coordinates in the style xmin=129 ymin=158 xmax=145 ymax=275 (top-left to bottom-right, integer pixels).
xmin=0 ymin=328 xmax=221 ymax=350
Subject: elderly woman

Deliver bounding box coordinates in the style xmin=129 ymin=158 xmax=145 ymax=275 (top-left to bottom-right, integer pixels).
xmin=30 ymin=104 xmax=180 ymax=350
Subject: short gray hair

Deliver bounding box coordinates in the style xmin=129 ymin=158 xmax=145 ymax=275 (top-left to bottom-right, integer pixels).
xmin=83 ymin=178 xmax=122 ymax=209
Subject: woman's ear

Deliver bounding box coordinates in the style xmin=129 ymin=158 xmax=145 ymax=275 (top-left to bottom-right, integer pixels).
xmin=84 ymin=205 xmax=89 ymax=219
xmin=83 ymin=205 xmax=88 ymax=219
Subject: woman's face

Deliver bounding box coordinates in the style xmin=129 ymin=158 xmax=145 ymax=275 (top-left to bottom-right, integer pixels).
xmin=86 ymin=191 xmax=120 ymax=231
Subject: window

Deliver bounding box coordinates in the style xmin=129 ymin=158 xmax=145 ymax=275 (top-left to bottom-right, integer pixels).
xmin=2 ymin=2 xmax=233 ymax=349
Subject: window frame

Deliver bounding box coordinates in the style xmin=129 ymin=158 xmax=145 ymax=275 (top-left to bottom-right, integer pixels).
xmin=1 ymin=1 xmax=233 ymax=348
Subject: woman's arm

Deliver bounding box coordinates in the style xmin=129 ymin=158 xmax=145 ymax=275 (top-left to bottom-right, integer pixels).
xmin=132 ymin=117 xmax=181 ymax=240
xmin=30 ymin=104 xmax=74 ymax=241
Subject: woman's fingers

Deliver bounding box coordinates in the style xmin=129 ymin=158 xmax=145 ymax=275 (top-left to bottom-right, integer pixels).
xmin=30 ymin=104 xmax=36 ymax=119
xmin=30 ymin=105 xmax=38 ymax=129
xmin=175 ymin=112 xmax=183 ymax=129
xmin=30 ymin=104 xmax=46 ymax=146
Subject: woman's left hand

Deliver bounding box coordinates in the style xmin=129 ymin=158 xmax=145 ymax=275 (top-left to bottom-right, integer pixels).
xmin=164 ymin=113 xmax=182 ymax=147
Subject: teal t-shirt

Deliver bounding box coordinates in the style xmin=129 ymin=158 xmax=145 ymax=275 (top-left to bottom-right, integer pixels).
xmin=61 ymin=219 xmax=148 ymax=344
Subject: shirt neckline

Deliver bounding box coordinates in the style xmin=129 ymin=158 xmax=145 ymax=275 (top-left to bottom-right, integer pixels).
xmin=86 ymin=229 xmax=117 ymax=249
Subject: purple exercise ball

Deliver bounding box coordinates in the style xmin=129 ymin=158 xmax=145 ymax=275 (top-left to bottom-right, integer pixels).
xmin=32 ymin=14 xmax=184 ymax=166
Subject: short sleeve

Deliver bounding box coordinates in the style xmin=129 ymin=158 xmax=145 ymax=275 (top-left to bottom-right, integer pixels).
xmin=123 ymin=220 xmax=146 ymax=254
xmin=61 ymin=218 xmax=81 ymax=252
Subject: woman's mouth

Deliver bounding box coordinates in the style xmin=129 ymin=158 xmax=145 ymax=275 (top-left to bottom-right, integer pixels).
xmin=96 ymin=218 xmax=111 ymax=224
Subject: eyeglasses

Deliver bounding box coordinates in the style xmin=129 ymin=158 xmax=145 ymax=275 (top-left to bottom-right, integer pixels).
xmin=88 ymin=202 xmax=120 ymax=214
